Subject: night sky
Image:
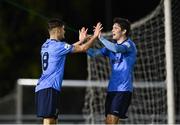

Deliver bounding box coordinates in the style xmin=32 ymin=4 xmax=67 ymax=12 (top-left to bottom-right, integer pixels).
xmin=60 ymin=0 xmax=161 ymax=31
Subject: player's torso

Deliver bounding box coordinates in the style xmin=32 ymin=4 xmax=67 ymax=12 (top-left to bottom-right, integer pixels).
xmin=41 ymin=40 xmax=66 ymax=75
xmin=108 ymin=42 xmax=136 ymax=92
xmin=36 ymin=39 xmax=72 ymax=92
xmin=109 ymin=47 xmax=136 ymax=71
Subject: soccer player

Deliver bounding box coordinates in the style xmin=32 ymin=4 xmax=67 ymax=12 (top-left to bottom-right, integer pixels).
xmin=35 ymin=18 xmax=102 ymax=125
xmin=87 ymin=17 xmax=137 ymax=124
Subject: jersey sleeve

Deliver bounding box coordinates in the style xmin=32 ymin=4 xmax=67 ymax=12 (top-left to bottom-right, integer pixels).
xmin=100 ymin=47 xmax=110 ymax=56
xmin=55 ymin=42 xmax=74 ymax=55
xmin=99 ymin=36 xmax=132 ymax=53
xmin=99 ymin=36 xmax=118 ymax=52
xmin=86 ymin=47 xmax=109 ymax=57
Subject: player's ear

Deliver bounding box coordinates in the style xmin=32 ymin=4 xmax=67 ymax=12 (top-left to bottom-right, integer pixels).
xmin=122 ymin=29 xmax=127 ymax=35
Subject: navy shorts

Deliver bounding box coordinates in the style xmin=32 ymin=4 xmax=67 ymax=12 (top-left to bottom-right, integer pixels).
xmin=35 ymin=88 xmax=60 ymax=118
xmin=105 ymin=91 xmax=132 ymax=119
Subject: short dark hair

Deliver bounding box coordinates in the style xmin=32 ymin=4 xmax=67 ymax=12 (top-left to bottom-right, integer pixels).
xmin=48 ymin=18 xmax=65 ymax=30
xmin=113 ymin=17 xmax=131 ymax=36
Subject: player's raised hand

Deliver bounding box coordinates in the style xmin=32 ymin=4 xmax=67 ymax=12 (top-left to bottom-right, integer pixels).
xmin=79 ymin=27 xmax=88 ymax=42
xmin=93 ymin=22 xmax=103 ymax=38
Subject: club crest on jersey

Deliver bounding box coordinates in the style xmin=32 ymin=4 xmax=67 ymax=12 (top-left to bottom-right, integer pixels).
xmin=64 ymin=44 xmax=71 ymax=49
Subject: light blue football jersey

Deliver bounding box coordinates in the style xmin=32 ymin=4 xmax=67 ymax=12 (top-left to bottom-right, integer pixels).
xmin=100 ymin=38 xmax=137 ymax=92
xmin=35 ymin=39 xmax=74 ymax=92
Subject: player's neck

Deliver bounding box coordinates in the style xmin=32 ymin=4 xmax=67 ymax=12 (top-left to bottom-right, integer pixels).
xmin=50 ymin=35 xmax=59 ymax=41
xmin=117 ymin=36 xmax=127 ymax=44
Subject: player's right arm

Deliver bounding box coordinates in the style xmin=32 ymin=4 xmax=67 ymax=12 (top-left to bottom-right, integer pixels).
xmin=72 ymin=36 xmax=97 ymax=53
xmin=99 ymin=36 xmax=131 ymax=53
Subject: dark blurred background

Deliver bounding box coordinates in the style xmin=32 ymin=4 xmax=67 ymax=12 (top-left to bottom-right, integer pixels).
xmin=0 ymin=0 xmax=160 ymax=97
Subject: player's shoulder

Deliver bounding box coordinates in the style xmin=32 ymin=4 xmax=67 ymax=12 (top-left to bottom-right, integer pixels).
xmin=123 ymin=38 xmax=136 ymax=47
xmin=41 ymin=39 xmax=61 ymax=50
xmin=126 ymin=38 xmax=137 ymax=53
xmin=42 ymin=39 xmax=50 ymax=48
xmin=42 ymin=39 xmax=56 ymax=46
xmin=42 ymin=39 xmax=72 ymax=51
xmin=44 ymin=39 xmax=67 ymax=47
xmin=54 ymin=40 xmax=71 ymax=49
xmin=52 ymin=41 xmax=73 ymax=52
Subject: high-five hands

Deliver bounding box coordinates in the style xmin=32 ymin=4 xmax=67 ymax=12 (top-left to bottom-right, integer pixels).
xmin=93 ymin=22 xmax=103 ymax=39
xmin=78 ymin=22 xmax=103 ymax=45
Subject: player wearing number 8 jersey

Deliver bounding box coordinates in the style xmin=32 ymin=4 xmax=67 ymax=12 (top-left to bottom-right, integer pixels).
xmin=35 ymin=39 xmax=73 ymax=92
xmin=35 ymin=18 xmax=102 ymax=125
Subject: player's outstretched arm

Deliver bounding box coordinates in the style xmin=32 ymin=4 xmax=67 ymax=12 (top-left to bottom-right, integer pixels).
xmin=99 ymin=36 xmax=130 ymax=53
xmin=72 ymin=22 xmax=103 ymax=53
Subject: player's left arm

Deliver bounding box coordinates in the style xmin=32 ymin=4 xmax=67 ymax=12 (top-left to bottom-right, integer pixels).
xmin=72 ymin=22 xmax=102 ymax=53
xmin=99 ymin=36 xmax=131 ymax=53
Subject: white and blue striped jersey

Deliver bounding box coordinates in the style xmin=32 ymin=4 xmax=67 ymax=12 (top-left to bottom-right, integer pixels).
xmin=35 ymin=39 xmax=74 ymax=92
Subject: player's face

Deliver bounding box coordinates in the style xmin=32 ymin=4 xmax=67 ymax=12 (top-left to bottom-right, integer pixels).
xmin=112 ymin=23 xmax=125 ymax=41
xmin=57 ymin=25 xmax=65 ymax=40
